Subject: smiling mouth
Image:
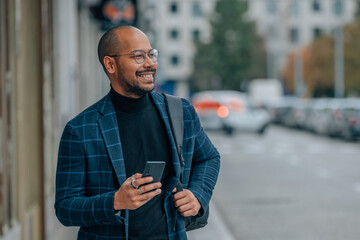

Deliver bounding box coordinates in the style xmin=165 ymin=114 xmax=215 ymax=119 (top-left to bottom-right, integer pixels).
xmin=136 ymin=69 xmax=156 ymax=81
xmin=137 ymin=74 xmax=154 ymax=78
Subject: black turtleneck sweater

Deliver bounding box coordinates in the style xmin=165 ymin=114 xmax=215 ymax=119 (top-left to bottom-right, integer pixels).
xmin=110 ymin=88 xmax=172 ymax=240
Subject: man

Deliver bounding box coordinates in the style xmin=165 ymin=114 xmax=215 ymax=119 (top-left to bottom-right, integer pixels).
xmin=55 ymin=26 xmax=220 ymax=240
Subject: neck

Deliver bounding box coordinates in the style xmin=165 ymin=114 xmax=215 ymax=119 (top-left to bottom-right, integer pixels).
xmin=110 ymin=86 xmax=150 ymax=113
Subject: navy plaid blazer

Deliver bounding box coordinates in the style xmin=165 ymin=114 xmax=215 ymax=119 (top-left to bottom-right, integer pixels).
xmin=55 ymin=91 xmax=220 ymax=240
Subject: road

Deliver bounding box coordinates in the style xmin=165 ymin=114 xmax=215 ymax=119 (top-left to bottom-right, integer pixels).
xmin=208 ymin=125 xmax=360 ymax=240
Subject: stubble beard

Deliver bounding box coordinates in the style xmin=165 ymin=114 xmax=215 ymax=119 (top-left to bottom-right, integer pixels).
xmin=125 ymin=79 xmax=155 ymax=97
xmin=116 ymin=62 xmax=156 ymax=97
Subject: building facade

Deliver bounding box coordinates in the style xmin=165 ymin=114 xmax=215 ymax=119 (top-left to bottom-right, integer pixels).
xmin=137 ymin=0 xmax=216 ymax=98
xmin=0 ymin=0 xmax=109 ymax=239
xmin=247 ymin=0 xmax=357 ymax=80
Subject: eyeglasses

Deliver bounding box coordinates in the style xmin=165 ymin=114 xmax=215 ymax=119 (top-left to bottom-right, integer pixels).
xmin=109 ymin=49 xmax=159 ymax=64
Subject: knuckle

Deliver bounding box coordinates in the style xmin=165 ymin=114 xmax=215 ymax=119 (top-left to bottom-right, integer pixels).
xmin=151 ymin=191 xmax=159 ymax=198
xmin=144 ymin=186 xmax=151 ymax=193
xmin=143 ymin=185 xmax=150 ymax=192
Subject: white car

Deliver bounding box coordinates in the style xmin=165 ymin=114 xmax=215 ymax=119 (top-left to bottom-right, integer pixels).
xmin=191 ymin=90 xmax=271 ymax=135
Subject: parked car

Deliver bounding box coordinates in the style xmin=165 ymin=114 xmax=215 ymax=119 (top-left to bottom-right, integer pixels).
xmin=329 ymin=99 xmax=360 ymax=141
xmin=268 ymin=96 xmax=297 ymax=125
xmin=191 ymin=90 xmax=270 ymax=135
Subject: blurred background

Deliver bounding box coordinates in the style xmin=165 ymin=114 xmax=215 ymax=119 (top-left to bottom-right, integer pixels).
xmin=1 ymin=0 xmax=360 ymax=239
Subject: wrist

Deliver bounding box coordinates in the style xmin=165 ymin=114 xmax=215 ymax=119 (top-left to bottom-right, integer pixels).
xmin=114 ymin=190 xmax=121 ymax=210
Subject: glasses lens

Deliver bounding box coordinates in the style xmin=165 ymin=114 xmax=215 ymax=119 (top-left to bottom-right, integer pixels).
xmin=132 ymin=49 xmax=158 ymax=63
xmin=148 ymin=49 xmax=158 ymax=62
xmin=133 ymin=50 xmax=145 ymax=64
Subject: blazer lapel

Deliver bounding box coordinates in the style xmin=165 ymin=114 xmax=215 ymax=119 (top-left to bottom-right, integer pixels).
xmin=97 ymin=94 xmax=127 ymax=185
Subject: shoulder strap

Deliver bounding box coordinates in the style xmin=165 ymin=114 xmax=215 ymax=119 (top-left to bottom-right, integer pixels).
xmin=162 ymin=93 xmax=185 ymax=167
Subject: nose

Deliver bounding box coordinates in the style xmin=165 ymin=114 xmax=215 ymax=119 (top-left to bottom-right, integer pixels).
xmin=143 ymin=54 xmax=156 ymax=68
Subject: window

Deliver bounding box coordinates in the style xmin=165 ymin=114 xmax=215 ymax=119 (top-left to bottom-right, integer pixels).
xmin=192 ymin=1 xmax=202 ymax=17
xmin=333 ymin=0 xmax=343 ymax=16
xmin=312 ymin=0 xmax=321 ymax=12
xmin=170 ymin=2 xmax=178 ymax=13
xmin=290 ymin=0 xmax=300 ymax=16
xmin=170 ymin=29 xmax=179 ymax=40
xmin=313 ymin=27 xmax=322 ymax=38
xmin=193 ymin=29 xmax=200 ymax=41
xmin=266 ymin=0 xmax=277 ymax=14
xmin=290 ymin=27 xmax=299 ymax=43
xmin=171 ymin=55 xmax=179 ymax=65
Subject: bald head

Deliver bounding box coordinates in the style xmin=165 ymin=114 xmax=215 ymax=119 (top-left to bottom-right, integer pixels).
xmin=97 ymin=26 xmax=148 ymax=72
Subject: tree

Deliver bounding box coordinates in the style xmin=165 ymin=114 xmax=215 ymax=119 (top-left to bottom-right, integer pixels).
xmin=343 ymin=19 xmax=360 ymax=96
xmin=356 ymin=0 xmax=360 ymax=17
xmin=282 ymin=18 xmax=360 ymax=97
xmin=191 ymin=0 xmax=267 ymax=92
xmin=282 ymin=47 xmax=314 ymax=96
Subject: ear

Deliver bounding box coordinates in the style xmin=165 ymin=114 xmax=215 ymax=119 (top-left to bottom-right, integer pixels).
xmin=103 ymin=56 xmax=116 ymax=74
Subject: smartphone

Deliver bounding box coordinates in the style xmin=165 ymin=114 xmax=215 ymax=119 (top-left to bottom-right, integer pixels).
xmin=142 ymin=161 xmax=166 ymax=183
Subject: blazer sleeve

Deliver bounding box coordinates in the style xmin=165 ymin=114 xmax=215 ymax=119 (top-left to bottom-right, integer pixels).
xmin=54 ymin=122 xmax=124 ymax=227
xmin=184 ymin=101 xmax=221 ymax=216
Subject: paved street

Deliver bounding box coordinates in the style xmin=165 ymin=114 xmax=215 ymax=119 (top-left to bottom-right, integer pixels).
xmin=208 ymin=125 xmax=360 ymax=240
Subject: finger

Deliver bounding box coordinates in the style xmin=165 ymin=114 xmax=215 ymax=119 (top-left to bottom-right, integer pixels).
xmin=126 ymin=176 xmax=137 ymax=189
xmin=174 ymin=197 xmax=190 ymax=208
xmin=133 ymin=173 xmax=142 ymax=179
xmin=135 ymin=176 xmax=154 ymax=186
xmin=128 ymin=188 xmax=160 ymax=206
xmin=172 ymin=188 xmax=177 ymax=193
xmin=130 ymin=173 xmax=144 ymax=188
xmin=139 ymin=188 xmax=162 ymax=201
xmin=180 ymin=208 xmax=198 ymax=217
xmin=139 ymin=182 xmax=162 ymax=194
xmin=130 ymin=180 xmax=137 ymax=189
xmin=173 ymin=191 xmax=186 ymax=201
xmin=177 ymin=203 xmax=193 ymax=214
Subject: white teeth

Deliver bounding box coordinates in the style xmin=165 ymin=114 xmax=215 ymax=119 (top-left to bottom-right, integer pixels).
xmin=140 ymin=74 xmax=153 ymax=78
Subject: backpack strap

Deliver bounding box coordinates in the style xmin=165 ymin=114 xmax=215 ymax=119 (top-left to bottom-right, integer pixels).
xmin=163 ymin=93 xmax=210 ymax=231
xmin=162 ymin=93 xmax=185 ymax=169
xmin=162 ymin=93 xmax=185 ymax=232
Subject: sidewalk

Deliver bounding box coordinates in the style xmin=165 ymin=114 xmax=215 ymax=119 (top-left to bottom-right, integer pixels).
xmin=187 ymin=202 xmax=235 ymax=240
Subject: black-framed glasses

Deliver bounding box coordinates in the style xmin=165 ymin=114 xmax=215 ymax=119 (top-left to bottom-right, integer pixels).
xmin=109 ymin=49 xmax=159 ymax=64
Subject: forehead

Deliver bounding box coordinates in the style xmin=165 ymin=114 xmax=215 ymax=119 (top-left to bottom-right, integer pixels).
xmin=117 ymin=30 xmax=152 ymax=52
